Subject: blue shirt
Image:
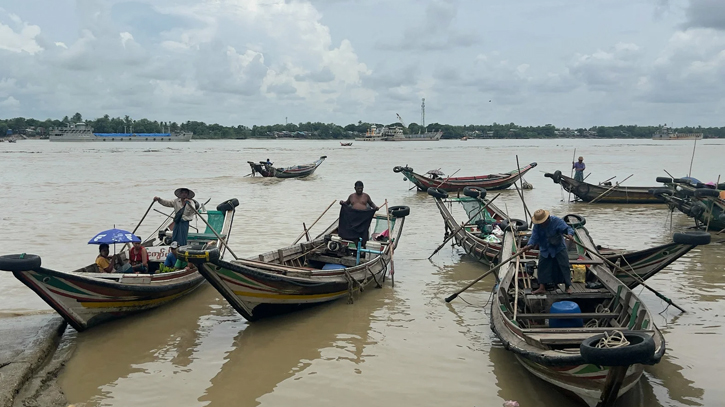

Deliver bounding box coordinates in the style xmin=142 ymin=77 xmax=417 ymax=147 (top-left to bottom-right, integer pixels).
xmin=164 ymin=252 xmax=178 ymax=268
xmin=528 ymin=216 xmax=574 ymax=258
xmin=573 ymin=162 xmax=585 ymax=172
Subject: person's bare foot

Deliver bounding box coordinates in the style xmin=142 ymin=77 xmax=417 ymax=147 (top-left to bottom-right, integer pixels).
xmin=531 ymin=287 xmax=546 ymax=295
xmin=565 ymin=286 xmax=573 ymax=294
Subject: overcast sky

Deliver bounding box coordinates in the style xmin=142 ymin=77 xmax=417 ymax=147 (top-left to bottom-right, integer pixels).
xmin=0 ymin=0 xmax=723 ymax=128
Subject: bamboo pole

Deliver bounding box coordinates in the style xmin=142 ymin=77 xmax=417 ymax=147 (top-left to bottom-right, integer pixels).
xmin=194 ymin=212 xmax=239 ymax=260
xmin=384 ymin=200 xmax=395 ymax=287
xmin=567 ymin=148 xmax=576 ymax=202
xmin=588 ymin=174 xmax=633 ymax=204
xmin=428 ymin=193 xmax=501 ymax=259
xmin=445 ymin=247 xmax=527 ymax=302
xmin=291 ymin=200 xmax=337 ymax=245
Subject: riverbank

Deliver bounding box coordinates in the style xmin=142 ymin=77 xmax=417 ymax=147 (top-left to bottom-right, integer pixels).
xmin=0 ymin=314 xmax=69 ymax=407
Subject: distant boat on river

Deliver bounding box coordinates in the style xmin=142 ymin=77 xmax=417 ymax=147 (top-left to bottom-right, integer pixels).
xmin=49 ymin=123 xmax=192 ymax=142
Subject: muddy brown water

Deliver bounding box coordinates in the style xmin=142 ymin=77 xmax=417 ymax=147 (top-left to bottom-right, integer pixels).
xmin=1 ymin=139 xmax=723 ymax=406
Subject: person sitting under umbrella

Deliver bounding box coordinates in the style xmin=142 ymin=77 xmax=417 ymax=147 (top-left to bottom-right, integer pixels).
xmin=96 ymin=244 xmax=121 ymax=273
xmin=154 ymin=188 xmax=198 ymax=246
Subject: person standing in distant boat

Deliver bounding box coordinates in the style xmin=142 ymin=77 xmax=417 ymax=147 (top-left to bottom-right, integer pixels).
xmin=154 ymin=188 xmax=198 ymax=246
xmin=572 ymin=156 xmax=585 ymax=182
xmin=340 ymin=181 xmax=379 ymax=211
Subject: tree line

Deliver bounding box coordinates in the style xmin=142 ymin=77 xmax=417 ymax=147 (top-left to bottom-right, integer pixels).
xmin=1 ymin=113 xmax=723 ymax=139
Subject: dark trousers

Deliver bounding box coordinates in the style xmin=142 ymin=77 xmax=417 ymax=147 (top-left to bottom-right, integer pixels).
xmin=172 ymin=220 xmax=190 ymax=246
xmin=537 ymin=249 xmax=572 ymax=287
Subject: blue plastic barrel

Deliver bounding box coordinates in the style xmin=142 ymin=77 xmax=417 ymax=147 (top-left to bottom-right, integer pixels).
xmin=321 ymin=263 xmax=346 ymax=271
xmin=549 ymin=301 xmax=583 ymax=328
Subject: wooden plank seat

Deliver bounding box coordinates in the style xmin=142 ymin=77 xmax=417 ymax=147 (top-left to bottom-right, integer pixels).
xmin=516 ymin=312 xmax=619 ymax=320
xmin=307 ymin=254 xmax=359 ymax=267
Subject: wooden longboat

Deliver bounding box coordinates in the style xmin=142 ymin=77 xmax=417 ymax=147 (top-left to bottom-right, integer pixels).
xmin=545 ymin=170 xmax=668 ymax=204
xmin=394 ymin=162 xmax=537 ymax=192
xmin=430 ymin=193 xmax=707 ymax=288
xmin=0 ymin=199 xmax=239 ymax=332
xmin=490 ymin=224 xmax=665 ymax=406
xmin=657 ymin=184 xmax=725 ymax=231
xmin=179 ymin=207 xmax=409 ymax=321
xmin=248 ymin=156 xmax=327 ymax=178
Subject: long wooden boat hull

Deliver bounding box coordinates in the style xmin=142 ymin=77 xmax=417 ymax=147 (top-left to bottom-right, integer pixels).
xmin=431 ymin=197 xmax=699 ymax=287
xmin=490 ymin=226 xmax=665 ymax=406
xmin=397 ymin=162 xmax=537 ymax=192
xmin=182 ymin=215 xmax=406 ymax=321
xmin=7 ymin=266 xmax=204 ymax=332
xmin=545 ymin=171 xmax=667 ymax=204
xmin=274 ymin=156 xmax=327 ymax=178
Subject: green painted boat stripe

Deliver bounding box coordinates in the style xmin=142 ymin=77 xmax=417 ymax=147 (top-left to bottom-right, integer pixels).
xmin=217 ymin=268 xmax=264 ymax=288
xmin=642 ymin=319 xmax=649 ymax=329
xmin=612 ymin=286 xmax=622 ymax=310
xmin=574 ymin=364 xmax=605 ymax=375
xmin=32 ymin=273 xmax=86 ymax=295
xmin=628 ymin=301 xmax=641 ymax=329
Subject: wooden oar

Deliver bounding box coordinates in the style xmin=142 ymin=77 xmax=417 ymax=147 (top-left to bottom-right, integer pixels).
xmin=194 ymin=212 xmax=239 ymax=260
xmin=445 ymin=246 xmax=527 ymax=302
xmin=428 ymin=193 xmax=501 ymax=260
xmin=131 ymin=200 xmax=155 ymax=235
xmin=411 ymin=169 xmax=462 ymax=191
xmin=153 ymin=209 xmax=199 ymax=231
xmin=565 ymin=236 xmax=686 ymax=313
xmin=588 ymin=174 xmax=633 ymax=204
xmin=291 ymin=200 xmax=337 ymax=245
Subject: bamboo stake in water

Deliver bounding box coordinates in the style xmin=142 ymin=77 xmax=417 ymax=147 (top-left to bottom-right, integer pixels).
xmin=384 ymin=200 xmax=395 ymax=287
xmin=567 ymin=148 xmax=576 ymax=202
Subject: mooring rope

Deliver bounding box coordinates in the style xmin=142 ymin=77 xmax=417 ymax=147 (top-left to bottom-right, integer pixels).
xmin=596 ymin=330 xmax=630 ymax=348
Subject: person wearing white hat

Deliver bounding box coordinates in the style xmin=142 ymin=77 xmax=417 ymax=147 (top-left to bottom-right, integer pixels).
xmin=522 ymin=209 xmax=575 ymax=294
xmin=154 ymin=188 xmax=198 ymax=246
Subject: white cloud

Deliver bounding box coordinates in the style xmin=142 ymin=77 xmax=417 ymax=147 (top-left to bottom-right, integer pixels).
xmin=0 ymin=13 xmax=43 ymax=54
xmin=0 ymin=96 xmax=20 ymax=107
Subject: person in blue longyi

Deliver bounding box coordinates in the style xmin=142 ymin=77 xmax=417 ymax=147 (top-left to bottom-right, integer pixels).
xmin=572 ymin=156 xmax=585 ymax=182
xmin=522 ymin=209 xmax=575 ymax=294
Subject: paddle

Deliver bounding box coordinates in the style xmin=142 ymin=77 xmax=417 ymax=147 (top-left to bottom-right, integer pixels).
xmin=445 ymin=246 xmax=527 ymax=302
xmin=291 ymin=200 xmax=337 ymax=245
xmin=564 ymin=235 xmax=687 ymax=313
xmin=588 ymin=174 xmax=633 ymax=204
xmin=153 ymin=209 xmax=199 ymax=232
xmin=120 ymin=200 xmax=156 ymax=252
xmin=428 ymin=193 xmax=501 ymax=260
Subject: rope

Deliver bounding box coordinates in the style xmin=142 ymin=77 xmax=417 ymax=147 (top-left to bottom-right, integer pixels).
xmin=586 ymin=305 xmax=612 ymax=328
xmin=596 ymin=330 xmax=630 ymax=348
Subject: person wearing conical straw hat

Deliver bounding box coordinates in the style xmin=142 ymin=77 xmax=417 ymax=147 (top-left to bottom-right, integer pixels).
xmin=154 ymin=188 xmax=198 ymax=247
xmin=522 ymin=209 xmax=575 ymax=294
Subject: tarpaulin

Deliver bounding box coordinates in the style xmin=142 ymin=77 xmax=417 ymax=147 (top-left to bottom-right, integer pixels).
xmin=338 ymin=205 xmax=376 ymax=246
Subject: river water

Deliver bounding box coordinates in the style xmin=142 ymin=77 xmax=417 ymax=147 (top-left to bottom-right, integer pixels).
xmin=1 ymin=138 xmax=723 ymax=407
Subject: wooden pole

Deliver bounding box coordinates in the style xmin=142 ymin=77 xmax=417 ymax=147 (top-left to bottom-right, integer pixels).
xmin=688 ymin=139 xmax=698 ymax=178
xmin=588 ymin=174 xmax=633 ymax=204
xmin=568 ymin=148 xmax=576 ymax=202
xmin=445 ymin=246 xmax=527 ymax=302
xmin=303 ymin=222 xmax=311 ymax=242
xmin=565 ymin=236 xmax=686 ymax=313
xmin=428 ymin=193 xmax=501 ymax=259
xmin=515 ymin=155 xmax=532 ymax=226
xmin=194 ymin=212 xmax=240 ymax=260
xmin=384 ymin=200 xmax=395 ymax=287
xmin=291 ymin=200 xmax=337 ymax=245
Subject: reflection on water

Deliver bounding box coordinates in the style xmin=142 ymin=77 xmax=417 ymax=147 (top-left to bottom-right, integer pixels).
xmin=1 ymin=139 xmax=723 ymax=406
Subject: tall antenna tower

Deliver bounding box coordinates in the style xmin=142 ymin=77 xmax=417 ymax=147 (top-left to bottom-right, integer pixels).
xmin=421 ymin=98 xmax=426 ymax=129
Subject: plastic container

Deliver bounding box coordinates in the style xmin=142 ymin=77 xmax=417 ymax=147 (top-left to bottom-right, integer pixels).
xmin=549 ymin=301 xmax=583 ymax=328
xmin=321 ymin=263 xmax=346 ymax=271
xmin=571 ymin=264 xmax=587 ymax=283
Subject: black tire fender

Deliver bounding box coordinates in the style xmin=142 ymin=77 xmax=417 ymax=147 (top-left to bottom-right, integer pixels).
xmin=580 ymin=331 xmax=656 ymax=366
xmin=427 ymin=187 xmax=448 ymax=199
xmin=393 ymin=166 xmax=404 ymax=173
xmin=694 ymin=188 xmax=720 ymax=198
xmin=564 ymin=214 xmax=586 ymax=228
xmin=673 ymin=231 xmax=711 ymax=245
xmin=176 ymin=247 xmax=221 ymax=263
xmin=0 ymin=254 xmax=42 ymax=272
xmin=501 ymin=218 xmax=528 ymax=232
xmin=463 ymin=186 xmax=487 ymax=199
xmin=574 ymin=183 xmax=590 ymax=197
xmin=544 ymin=170 xmax=562 ymax=184
xmin=656 ymin=177 xmax=673 ymax=184
xmin=216 ymin=198 xmax=240 ymax=212
xmin=389 ymin=205 xmax=410 ymax=218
